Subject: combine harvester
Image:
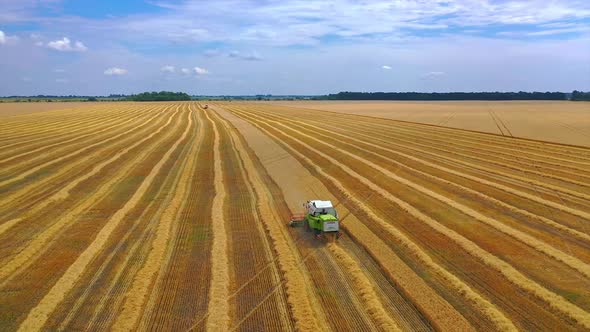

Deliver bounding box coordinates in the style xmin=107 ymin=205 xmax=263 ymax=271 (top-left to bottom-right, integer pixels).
xmin=290 ymin=200 xmax=342 ymax=242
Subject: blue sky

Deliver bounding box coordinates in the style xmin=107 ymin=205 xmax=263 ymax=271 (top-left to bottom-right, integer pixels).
xmin=1 ymin=0 xmax=589 ymax=95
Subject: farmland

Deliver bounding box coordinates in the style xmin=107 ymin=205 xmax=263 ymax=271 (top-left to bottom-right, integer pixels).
xmin=271 ymin=101 xmax=590 ymax=147
xmin=1 ymin=101 xmax=590 ymax=331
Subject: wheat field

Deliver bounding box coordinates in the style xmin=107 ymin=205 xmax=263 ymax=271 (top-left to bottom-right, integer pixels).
xmin=1 ymin=101 xmax=589 ymax=331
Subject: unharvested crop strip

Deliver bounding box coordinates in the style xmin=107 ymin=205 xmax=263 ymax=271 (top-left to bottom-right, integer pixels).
xmin=16 ymin=109 xmax=193 ymax=332
xmin=211 ymin=108 xmax=326 ymax=331
xmin=204 ymin=109 xmax=230 ymax=332
xmin=226 ymin=108 xmax=516 ymax=331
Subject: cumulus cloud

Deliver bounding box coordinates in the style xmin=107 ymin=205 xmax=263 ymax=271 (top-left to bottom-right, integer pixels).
xmin=194 ymin=66 xmax=209 ymax=75
xmin=47 ymin=37 xmax=87 ymax=52
xmin=180 ymin=68 xmax=191 ymax=74
xmin=161 ymin=65 xmax=175 ymax=73
xmin=104 ymin=67 xmax=128 ymax=75
xmin=421 ymin=71 xmax=446 ymax=79
xmin=382 ymin=65 xmax=392 ymax=70
xmin=0 ymin=30 xmax=18 ymax=45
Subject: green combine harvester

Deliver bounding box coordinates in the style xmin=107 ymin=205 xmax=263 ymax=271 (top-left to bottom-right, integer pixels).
xmin=289 ymin=200 xmax=342 ymax=242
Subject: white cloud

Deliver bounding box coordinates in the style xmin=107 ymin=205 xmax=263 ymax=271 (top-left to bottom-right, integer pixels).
xmin=53 ymin=69 xmax=66 ymax=73
xmin=0 ymin=30 xmax=18 ymax=45
xmin=382 ymin=65 xmax=392 ymax=70
xmin=161 ymin=65 xmax=175 ymax=73
xmin=47 ymin=37 xmax=87 ymax=52
xmin=55 ymin=78 xmax=68 ymax=83
xmin=194 ymin=66 xmax=209 ymax=75
xmin=104 ymin=67 xmax=128 ymax=75
xmin=180 ymin=68 xmax=191 ymax=74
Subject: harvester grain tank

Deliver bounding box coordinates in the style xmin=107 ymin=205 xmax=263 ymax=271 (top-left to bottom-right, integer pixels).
xmin=289 ymin=200 xmax=341 ymax=242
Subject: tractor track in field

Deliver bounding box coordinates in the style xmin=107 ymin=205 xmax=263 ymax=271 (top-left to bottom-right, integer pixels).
xmin=224 ymin=103 xmax=590 ymax=330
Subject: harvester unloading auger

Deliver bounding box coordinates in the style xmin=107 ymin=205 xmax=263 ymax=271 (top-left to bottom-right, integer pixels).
xmin=289 ymin=200 xmax=342 ymax=242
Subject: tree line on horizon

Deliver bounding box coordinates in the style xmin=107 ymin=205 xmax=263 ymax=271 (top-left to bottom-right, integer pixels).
xmin=316 ymin=91 xmax=578 ymax=101
xmin=127 ymin=91 xmax=191 ymax=101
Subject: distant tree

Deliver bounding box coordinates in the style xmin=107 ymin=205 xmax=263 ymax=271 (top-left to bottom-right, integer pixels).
xmin=127 ymin=91 xmax=191 ymax=101
xmin=87 ymin=97 xmax=98 ymax=102
xmin=571 ymin=90 xmax=590 ymax=101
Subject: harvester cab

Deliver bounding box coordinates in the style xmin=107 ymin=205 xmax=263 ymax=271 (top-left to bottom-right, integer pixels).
xmin=289 ymin=200 xmax=342 ymax=242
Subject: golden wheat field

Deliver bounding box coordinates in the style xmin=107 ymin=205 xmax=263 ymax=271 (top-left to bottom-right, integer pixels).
xmin=1 ymin=101 xmax=590 ymax=331
xmin=271 ymin=101 xmax=590 ymax=147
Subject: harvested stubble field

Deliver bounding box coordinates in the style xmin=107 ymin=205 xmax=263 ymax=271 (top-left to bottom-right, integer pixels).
xmin=1 ymin=101 xmax=589 ymax=331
